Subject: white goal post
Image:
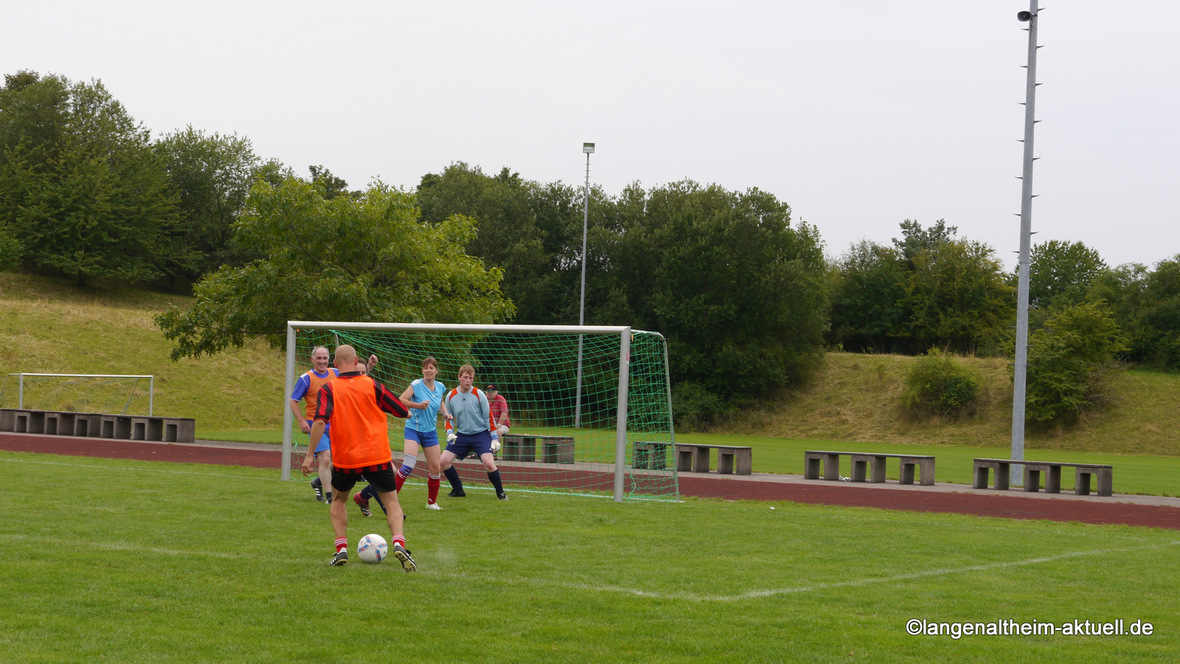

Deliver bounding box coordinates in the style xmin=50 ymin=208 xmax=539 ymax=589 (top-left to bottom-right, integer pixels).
xmin=282 ymin=321 xmax=677 ymax=502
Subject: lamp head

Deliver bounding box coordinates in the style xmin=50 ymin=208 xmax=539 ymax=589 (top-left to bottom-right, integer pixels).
xmin=1017 ymin=10 xmax=1032 ymax=21
xmin=583 ymin=142 xmax=595 ymax=154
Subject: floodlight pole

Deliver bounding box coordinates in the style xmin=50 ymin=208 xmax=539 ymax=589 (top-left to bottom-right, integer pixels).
xmin=1011 ymin=3 xmax=1041 ymax=483
xmin=574 ymin=142 xmax=594 ymax=428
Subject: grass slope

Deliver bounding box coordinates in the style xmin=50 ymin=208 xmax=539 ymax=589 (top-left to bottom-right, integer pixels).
xmin=2 ymin=451 xmax=1177 ymax=664
xmin=733 ymin=352 xmax=1180 ymax=457
xmin=0 ymin=272 xmax=284 ymax=431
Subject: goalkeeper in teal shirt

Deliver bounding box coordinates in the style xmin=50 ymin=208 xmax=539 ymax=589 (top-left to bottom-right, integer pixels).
xmin=439 ymin=364 xmax=507 ymax=500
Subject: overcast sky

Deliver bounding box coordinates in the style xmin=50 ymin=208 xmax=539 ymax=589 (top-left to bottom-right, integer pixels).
xmin=7 ymin=1 xmax=1179 ymax=270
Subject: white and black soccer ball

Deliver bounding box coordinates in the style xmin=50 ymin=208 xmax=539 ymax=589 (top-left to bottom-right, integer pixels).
xmin=357 ymin=533 xmax=388 ymax=564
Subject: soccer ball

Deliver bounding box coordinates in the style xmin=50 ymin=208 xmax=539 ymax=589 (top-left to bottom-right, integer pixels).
xmin=357 ymin=533 xmax=388 ymax=564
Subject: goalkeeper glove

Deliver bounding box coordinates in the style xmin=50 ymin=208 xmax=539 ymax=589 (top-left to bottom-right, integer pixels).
xmin=490 ymin=434 xmax=501 ymax=453
xmin=447 ymin=431 xmax=457 ymax=444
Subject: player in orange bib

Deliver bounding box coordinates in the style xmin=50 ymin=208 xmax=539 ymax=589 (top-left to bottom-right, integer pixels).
xmin=309 ymin=345 xmax=416 ymax=570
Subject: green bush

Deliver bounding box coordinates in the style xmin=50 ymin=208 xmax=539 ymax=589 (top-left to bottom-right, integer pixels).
xmin=900 ymin=350 xmax=982 ymax=420
xmin=672 ymin=381 xmax=730 ymax=431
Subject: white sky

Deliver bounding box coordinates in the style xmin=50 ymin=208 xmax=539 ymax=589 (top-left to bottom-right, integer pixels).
xmin=7 ymin=1 xmax=1179 ymax=270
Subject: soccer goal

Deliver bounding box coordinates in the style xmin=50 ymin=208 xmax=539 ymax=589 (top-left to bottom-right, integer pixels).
xmin=0 ymin=373 xmax=154 ymax=415
xmin=282 ymin=322 xmax=678 ymax=501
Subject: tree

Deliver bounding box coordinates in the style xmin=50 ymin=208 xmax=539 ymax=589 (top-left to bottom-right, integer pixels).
xmin=0 ymin=227 xmax=20 ymax=269
xmin=828 ymin=240 xmax=908 ymax=352
xmin=307 ymin=165 xmax=354 ymax=200
xmin=416 ymin=162 xmax=562 ymax=323
xmin=598 ymin=180 xmax=829 ymax=424
xmin=1023 ymin=240 xmax=1106 ymax=310
xmin=1129 ymin=255 xmax=1180 ymax=369
xmin=902 ymin=236 xmax=1012 ymax=354
xmin=156 ymin=177 xmax=515 ymax=359
xmin=828 ymin=220 xmax=1012 ymax=354
xmin=893 ymin=218 xmax=957 ymax=265
xmin=0 ymin=72 xmax=181 ymax=285
xmin=1025 ymin=302 xmax=1128 ymax=426
xmin=154 ymin=126 xmax=262 ymax=286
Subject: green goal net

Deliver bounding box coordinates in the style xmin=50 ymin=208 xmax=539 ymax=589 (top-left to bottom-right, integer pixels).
xmin=283 ymin=322 xmax=678 ymax=501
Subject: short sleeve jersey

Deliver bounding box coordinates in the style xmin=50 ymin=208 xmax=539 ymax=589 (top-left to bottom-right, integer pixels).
xmin=407 ymin=378 xmax=446 ymax=433
xmin=291 ymin=368 xmax=339 ymax=421
xmin=444 ymin=387 xmax=495 ymax=436
xmin=313 ymin=373 xmax=409 ymax=469
xmin=489 ymin=394 xmax=510 ymax=428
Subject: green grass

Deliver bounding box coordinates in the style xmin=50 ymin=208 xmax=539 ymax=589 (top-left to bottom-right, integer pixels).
xmin=2 ymin=450 xmax=1177 ymax=663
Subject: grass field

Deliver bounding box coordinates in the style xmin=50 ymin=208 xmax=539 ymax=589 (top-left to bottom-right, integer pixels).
xmin=2 ymin=450 xmax=1177 ymax=663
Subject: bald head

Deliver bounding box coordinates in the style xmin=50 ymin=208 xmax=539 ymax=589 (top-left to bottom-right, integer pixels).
xmin=334 ymin=345 xmax=357 ymax=370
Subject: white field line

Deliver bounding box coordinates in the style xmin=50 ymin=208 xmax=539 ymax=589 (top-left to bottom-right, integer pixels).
xmin=0 ymin=532 xmax=242 ymax=559
xmin=555 ymin=540 xmax=1180 ymax=602
xmin=5 ymin=532 xmax=1174 ymax=604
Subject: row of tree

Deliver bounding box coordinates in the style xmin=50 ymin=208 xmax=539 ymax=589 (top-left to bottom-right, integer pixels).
xmin=828 ymin=218 xmax=1180 ymax=372
xmin=4 ymin=70 xmax=1179 ymax=427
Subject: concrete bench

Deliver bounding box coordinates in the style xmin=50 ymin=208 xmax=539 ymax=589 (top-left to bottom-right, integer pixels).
xmin=0 ymin=408 xmax=194 ymax=443
xmin=500 ymin=434 xmax=575 ymax=463
xmin=973 ymin=458 xmax=1113 ymax=497
xmin=541 ymin=436 xmax=575 ymax=464
xmin=804 ymin=450 xmax=936 ymax=486
xmin=500 ymin=434 xmax=536 ymax=462
xmin=633 ymin=441 xmax=670 ymax=470
xmin=13 ymin=410 xmax=47 ymax=434
xmin=674 ymin=444 xmax=752 ymax=475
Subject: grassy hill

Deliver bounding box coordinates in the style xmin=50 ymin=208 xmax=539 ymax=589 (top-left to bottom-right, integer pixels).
xmin=0 ymin=272 xmax=285 ymax=431
xmin=732 ymin=352 xmax=1180 ymax=457
xmin=3 ymin=271 xmax=1179 ymax=456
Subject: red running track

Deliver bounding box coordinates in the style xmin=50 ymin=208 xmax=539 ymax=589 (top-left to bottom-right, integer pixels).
xmin=3 ymin=432 xmax=1178 ymax=530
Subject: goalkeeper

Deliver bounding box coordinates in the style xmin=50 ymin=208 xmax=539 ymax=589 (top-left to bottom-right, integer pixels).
xmin=439 ymin=365 xmax=508 ymax=501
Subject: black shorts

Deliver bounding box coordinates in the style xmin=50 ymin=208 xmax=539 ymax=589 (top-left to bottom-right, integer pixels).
xmin=332 ymin=462 xmax=397 ymax=494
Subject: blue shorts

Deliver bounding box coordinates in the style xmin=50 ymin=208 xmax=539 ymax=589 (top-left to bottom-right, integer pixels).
xmin=405 ymin=427 xmax=439 ymax=448
xmin=307 ymin=421 xmax=330 ymax=455
xmin=446 ymin=430 xmax=493 ymax=460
